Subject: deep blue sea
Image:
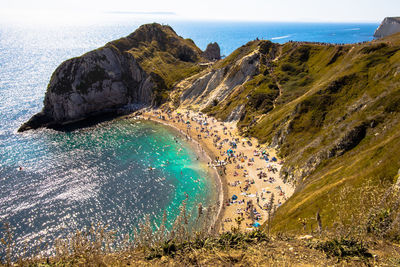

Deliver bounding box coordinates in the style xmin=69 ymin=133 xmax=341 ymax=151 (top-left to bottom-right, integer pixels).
xmin=0 ymin=17 xmax=379 ymax=257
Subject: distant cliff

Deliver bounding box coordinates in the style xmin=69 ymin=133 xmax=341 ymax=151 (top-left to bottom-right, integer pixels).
xmin=374 ymin=17 xmax=400 ymax=38
xmin=19 ymin=23 xmax=220 ymax=131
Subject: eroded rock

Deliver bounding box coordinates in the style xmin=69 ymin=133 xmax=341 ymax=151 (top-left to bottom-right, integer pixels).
xmin=374 ymin=17 xmax=400 ymax=38
xmin=203 ymin=42 xmax=221 ymax=61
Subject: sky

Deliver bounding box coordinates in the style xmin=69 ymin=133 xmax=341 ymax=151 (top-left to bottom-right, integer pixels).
xmin=1 ymin=0 xmax=399 ymax=24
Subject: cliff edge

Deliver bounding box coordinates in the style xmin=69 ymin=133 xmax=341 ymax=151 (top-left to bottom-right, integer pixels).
xmin=19 ymin=23 xmax=214 ymax=131
xmin=374 ymin=17 xmax=400 ymax=38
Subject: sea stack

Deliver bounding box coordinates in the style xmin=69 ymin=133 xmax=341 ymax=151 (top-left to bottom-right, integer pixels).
xmin=374 ymin=17 xmax=400 ymax=38
xmin=203 ymin=42 xmax=221 ymax=61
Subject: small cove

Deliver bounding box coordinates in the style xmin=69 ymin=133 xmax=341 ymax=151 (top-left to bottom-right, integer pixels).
xmin=0 ymin=119 xmax=217 ymax=257
xmin=0 ymin=18 xmax=379 ymax=258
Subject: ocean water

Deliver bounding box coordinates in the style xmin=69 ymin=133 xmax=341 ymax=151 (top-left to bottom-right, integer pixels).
xmin=0 ymin=17 xmax=379 ymax=257
xmin=172 ymin=21 xmax=379 ymax=57
xmin=0 ymin=118 xmax=216 ymax=257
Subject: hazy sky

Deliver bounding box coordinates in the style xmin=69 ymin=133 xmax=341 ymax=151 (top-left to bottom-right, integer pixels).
xmin=2 ymin=0 xmax=399 ymax=23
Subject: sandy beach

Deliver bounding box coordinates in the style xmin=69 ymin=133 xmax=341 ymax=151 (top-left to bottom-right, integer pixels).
xmin=137 ymin=108 xmax=294 ymax=232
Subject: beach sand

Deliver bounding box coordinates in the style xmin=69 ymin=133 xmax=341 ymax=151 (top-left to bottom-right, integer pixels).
xmin=137 ymin=108 xmax=294 ymax=232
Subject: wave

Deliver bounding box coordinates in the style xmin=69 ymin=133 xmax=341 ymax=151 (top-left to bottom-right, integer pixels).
xmin=271 ymin=35 xmax=291 ymax=40
xmin=344 ymin=28 xmax=361 ymax=31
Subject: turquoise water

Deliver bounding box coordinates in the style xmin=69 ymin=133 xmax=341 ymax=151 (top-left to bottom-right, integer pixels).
xmin=0 ymin=118 xmax=216 ymax=256
xmin=0 ymin=18 xmax=379 ymax=257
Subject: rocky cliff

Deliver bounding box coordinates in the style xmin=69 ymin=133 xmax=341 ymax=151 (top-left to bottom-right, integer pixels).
xmin=170 ymin=34 xmax=400 ymax=234
xmin=18 ymin=23 xmax=400 ymax=240
xmin=174 ymin=40 xmax=279 ymax=119
xmin=374 ymin=17 xmax=400 ymax=38
xmin=19 ymin=23 xmax=211 ymax=131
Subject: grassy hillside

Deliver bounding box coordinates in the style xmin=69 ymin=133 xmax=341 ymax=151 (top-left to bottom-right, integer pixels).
xmin=6 ymin=28 xmax=400 ymax=265
xmin=203 ymin=40 xmax=280 ymax=121
xmin=108 ymin=23 xmax=207 ymax=105
xmin=199 ymin=33 xmax=400 ymax=237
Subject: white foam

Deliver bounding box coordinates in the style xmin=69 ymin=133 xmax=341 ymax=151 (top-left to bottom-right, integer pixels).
xmin=344 ymin=28 xmax=360 ymax=31
xmin=271 ymin=35 xmax=291 ymax=40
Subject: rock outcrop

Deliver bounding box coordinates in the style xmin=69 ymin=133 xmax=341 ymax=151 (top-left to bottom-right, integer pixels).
xmin=374 ymin=17 xmax=400 ymax=38
xmin=19 ymin=46 xmax=152 ymax=132
xmin=19 ymin=23 xmax=206 ymax=131
xmin=180 ymin=51 xmax=260 ymax=110
xmin=177 ymin=40 xmax=279 ymax=122
xmin=202 ymin=42 xmax=221 ymax=61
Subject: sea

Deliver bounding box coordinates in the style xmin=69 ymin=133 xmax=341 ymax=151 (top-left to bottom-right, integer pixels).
xmin=0 ymin=15 xmax=379 ymax=257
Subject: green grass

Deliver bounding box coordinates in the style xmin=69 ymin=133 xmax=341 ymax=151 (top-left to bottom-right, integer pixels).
xmin=214 ymin=40 xmax=260 ymax=69
xmin=52 ymin=23 xmax=207 ymax=105
xmin=200 ymin=34 xmax=400 ymax=236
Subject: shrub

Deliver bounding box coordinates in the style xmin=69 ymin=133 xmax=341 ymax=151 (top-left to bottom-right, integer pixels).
xmin=315 ymin=238 xmax=372 ymax=259
xmin=212 ymin=99 xmax=219 ymax=106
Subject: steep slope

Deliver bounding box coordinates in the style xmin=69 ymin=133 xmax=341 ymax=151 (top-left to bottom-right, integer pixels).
xmin=173 ymin=40 xmax=280 ymax=122
xmin=19 ymin=23 xmax=207 ymax=131
xmin=175 ymin=33 xmax=400 ymax=237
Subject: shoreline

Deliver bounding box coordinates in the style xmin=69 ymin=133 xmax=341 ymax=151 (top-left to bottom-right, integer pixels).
xmin=129 ymin=108 xmax=295 ymax=232
xmin=130 ymin=113 xmax=226 ymax=233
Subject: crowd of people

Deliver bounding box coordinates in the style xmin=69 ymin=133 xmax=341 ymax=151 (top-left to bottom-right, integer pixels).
xmin=143 ymin=109 xmax=293 ymax=232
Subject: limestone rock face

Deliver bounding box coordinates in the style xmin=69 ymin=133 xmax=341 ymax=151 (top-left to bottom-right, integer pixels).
xmin=179 ymin=51 xmax=260 ymax=111
xmin=45 ymin=46 xmax=152 ymax=121
xmin=374 ymin=17 xmax=400 ymax=38
xmin=202 ymin=42 xmax=221 ymax=61
xmin=19 ymin=23 xmax=203 ymax=131
xmin=19 ymin=45 xmax=153 ymax=131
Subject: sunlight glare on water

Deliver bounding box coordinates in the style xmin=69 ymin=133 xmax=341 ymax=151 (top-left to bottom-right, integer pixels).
xmin=0 ymin=17 xmax=377 ymax=257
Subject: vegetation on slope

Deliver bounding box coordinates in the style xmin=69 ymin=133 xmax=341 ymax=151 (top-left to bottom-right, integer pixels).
xmin=6 ymin=219 xmax=400 ymax=266
xmin=203 ymin=40 xmax=280 ymax=122
xmin=109 ymin=23 xmax=207 ymax=105
xmin=199 ymin=33 xmax=400 ymax=237
xmin=7 ymin=26 xmax=400 ymax=265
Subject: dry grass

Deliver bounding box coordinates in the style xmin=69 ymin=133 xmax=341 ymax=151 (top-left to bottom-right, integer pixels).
xmin=2 ymin=193 xmax=400 ymax=266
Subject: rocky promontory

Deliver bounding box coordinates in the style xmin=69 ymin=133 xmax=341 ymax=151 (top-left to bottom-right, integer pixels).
xmin=374 ymin=17 xmax=400 ymax=38
xmin=19 ymin=23 xmax=217 ymax=131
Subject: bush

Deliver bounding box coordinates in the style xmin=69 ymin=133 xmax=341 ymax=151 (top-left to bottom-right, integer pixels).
xmin=259 ymin=41 xmax=273 ymax=54
xmin=212 ymin=99 xmax=219 ymax=106
xmin=315 ymin=238 xmax=372 ymax=259
xmin=366 ymin=208 xmax=392 ymax=236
